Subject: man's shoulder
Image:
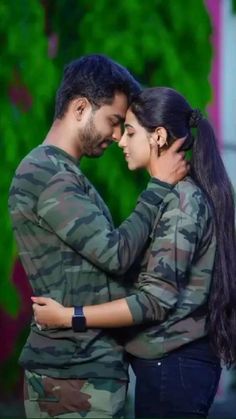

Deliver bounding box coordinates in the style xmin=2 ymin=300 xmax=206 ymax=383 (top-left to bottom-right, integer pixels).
xmin=13 ymin=146 xmax=84 ymax=185
xmin=15 ymin=146 xmax=54 ymax=174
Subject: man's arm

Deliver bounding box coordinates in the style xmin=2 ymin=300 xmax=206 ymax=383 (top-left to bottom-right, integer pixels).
xmin=37 ymin=138 xmax=188 ymax=275
xmin=37 ymin=171 xmax=172 ymax=275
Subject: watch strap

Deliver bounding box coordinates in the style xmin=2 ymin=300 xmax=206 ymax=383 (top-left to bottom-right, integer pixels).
xmin=74 ymin=306 xmax=84 ymax=316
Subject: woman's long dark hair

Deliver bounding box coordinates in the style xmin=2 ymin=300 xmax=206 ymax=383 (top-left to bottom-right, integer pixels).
xmin=131 ymin=87 xmax=236 ymax=366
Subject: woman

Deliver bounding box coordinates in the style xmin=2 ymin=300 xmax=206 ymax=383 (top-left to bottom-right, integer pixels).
xmin=33 ymin=87 xmax=236 ymax=418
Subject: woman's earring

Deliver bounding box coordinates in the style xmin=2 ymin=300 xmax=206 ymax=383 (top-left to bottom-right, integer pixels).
xmin=157 ymin=138 xmax=168 ymax=156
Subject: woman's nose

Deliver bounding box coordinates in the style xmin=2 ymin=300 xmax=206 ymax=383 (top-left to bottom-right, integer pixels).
xmin=118 ymin=133 xmax=126 ymax=148
xmin=112 ymin=125 xmax=123 ymax=142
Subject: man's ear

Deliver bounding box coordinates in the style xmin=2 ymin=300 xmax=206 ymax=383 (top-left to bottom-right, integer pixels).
xmin=71 ymin=97 xmax=91 ymax=121
xmin=151 ymin=127 xmax=168 ymax=148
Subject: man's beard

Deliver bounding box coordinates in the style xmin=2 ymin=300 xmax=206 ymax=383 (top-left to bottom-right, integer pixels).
xmin=79 ymin=117 xmax=112 ymax=157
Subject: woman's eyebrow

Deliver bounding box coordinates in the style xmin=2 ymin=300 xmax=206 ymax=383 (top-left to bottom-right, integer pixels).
xmin=124 ymin=123 xmax=134 ymax=129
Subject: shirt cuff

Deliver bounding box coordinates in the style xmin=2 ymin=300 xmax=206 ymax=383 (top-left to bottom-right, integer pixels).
xmin=125 ymin=294 xmax=146 ymax=324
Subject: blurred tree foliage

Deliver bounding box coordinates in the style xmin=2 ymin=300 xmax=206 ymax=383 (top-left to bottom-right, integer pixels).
xmin=1 ymin=0 xmax=211 ymax=316
xmin=0 ymin=0 xmax=57 ymax=313
xmin=232 ymin=0 xmax=236 ymax=13
xmin=48 ymin=0 xmax=212 ymax=222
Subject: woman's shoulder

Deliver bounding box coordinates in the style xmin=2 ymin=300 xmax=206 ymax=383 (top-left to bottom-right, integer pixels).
xmin=163 ymin=176 xmax=212 ymax=221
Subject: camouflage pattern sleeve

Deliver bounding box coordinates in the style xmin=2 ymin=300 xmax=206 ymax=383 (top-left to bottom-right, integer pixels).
xmin=125 ymin=187 xmax=204 ymax=324
xmin=37 ymin=171 xmax=172 ymax=275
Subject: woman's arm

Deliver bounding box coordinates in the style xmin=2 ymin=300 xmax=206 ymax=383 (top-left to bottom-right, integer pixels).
xmin=32 ymin=296 xmax=133 ymax=328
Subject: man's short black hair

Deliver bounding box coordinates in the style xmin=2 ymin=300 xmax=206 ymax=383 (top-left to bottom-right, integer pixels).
xmin=54 ymin=54 xmax=141 ymax=119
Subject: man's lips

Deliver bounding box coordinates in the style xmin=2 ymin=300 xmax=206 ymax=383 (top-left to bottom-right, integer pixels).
xmin=99 ymin=140 xmax=113 ymax=149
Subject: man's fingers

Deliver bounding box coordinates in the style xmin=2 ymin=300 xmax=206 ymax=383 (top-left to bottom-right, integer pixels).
xmin=169 ymin=137 xmax=186 ymax=152
xmin=149 ymin=143 xmax=159 ymax=157
xmin=177 ymin=161 xmax=190 ymax=176
xmin=177 ymin=151 xmax=185 ymax=159
xmin=149 ymin=138 xmax=187 ymax=159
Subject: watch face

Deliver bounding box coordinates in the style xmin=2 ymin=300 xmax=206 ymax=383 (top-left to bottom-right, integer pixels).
xmin=72 ymin=314 xmax=86 ymax=332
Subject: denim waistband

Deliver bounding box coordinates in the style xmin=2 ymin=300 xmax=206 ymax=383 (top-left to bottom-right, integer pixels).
xmin=129 ymin=336 xmax=220 ymax=364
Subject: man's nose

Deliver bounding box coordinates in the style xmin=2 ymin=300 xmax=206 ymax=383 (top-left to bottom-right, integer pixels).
xmin=112 ymin=125 xmax=123 ymax=142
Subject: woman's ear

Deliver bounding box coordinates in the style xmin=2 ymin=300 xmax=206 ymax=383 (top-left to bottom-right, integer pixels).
xmin=155 ymin=127 xmax=168 ymax=148
xmin=149 ymin=127 xmax=168 ymax=148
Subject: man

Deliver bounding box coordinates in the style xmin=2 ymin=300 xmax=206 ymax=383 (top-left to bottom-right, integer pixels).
xmin=8 ymin=54 xmax=187 ymax=418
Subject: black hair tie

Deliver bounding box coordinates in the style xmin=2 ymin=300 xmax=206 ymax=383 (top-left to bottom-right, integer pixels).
xmin=189 ymin=108 xmax=203 ymax=128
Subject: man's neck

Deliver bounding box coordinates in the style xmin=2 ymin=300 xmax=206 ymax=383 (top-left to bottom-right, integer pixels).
xmin=43 ymin=119 xmax=83 ymax=160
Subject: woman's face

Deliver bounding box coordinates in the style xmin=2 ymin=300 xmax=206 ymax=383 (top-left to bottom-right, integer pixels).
xmin=119 ymin=109 xmax=151 ymax=170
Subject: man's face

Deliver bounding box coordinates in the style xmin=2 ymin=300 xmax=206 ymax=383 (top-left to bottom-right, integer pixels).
xmin=80 ymin=92 xmax=128 ymax=157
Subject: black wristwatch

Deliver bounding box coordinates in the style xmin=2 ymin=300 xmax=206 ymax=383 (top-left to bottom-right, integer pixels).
xmin=72 ymin=306 xmax=87 ymax=332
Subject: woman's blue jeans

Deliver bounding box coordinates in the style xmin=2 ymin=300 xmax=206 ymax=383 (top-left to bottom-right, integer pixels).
xmin=129 ymin=338 xmax=221 ymax=418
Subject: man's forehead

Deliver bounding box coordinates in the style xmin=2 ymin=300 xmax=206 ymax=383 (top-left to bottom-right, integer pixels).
xmin=98 ymin=93 xmax=128 ymax=118
xmin=110 ymin=92 xmax=128 ymax=114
